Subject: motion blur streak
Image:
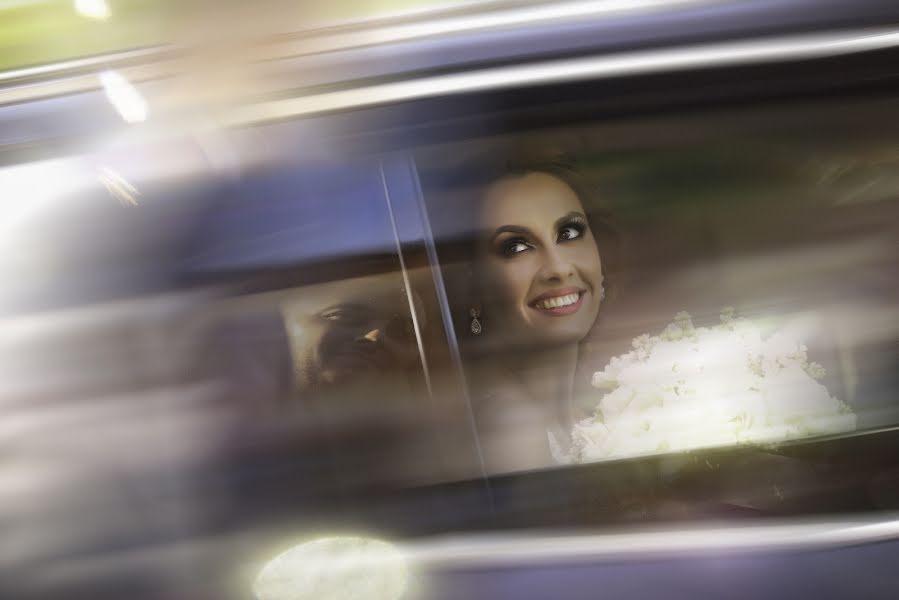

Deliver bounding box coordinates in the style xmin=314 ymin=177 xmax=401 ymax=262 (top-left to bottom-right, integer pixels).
xmin=402 ymin=516 xmax=899 ymax=568
xmin=98 ymin=166 xmax=139 ymax=206
xmin=0 ymin=45 xmax=163 ymax=83
xmin=224 ymin=27 xmax=899 ymax=125
xmin=298 ymin=0 xmax=717 ymax=52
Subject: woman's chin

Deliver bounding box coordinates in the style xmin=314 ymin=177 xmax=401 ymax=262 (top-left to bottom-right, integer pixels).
xmin=525 ymin=312 xmax=597 ymax=346
xmin=518 ymin=325 xmax=591 ymax=350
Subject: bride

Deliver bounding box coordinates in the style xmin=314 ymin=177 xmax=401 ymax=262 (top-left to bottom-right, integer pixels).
xmin=458 ymin=154 xmax=611 ymax=474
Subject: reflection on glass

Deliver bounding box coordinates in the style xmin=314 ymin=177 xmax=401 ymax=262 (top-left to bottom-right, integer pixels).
xmin=281 ymin=270 xmax=427 ymax=420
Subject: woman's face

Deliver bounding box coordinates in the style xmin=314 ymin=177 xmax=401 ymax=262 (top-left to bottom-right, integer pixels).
xmin=476 ymin=172 xmax=603 ymax=348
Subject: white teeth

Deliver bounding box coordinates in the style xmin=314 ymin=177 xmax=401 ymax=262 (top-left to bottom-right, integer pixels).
xmin=536 ymin=293 xmax=580 ymax=309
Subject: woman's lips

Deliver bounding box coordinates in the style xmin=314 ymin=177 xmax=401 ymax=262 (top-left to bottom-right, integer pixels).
xmin=528 ymin=288 xmax=586 ymax=316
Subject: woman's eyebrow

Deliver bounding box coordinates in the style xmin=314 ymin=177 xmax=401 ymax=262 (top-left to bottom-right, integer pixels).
xmin=491 ymin=224 xmax=532 ymax=239
xmin=554 ymin=211 xmax=587 ymax=229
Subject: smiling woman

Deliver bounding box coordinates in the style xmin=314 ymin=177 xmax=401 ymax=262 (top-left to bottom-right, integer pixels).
xmin=431 ymin=152 xmax=614 ymax=473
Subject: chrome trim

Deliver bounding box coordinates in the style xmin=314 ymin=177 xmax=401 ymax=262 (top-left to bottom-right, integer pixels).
xmin=0 ymin=0 xmax=710 ymax=86
xmin=221 ymin=27 xmax=899 ymax=126
xmin=0 ymin=46 xmax=169 ymax=84
xmin=406 ymin=515 xmax=899 ymax=567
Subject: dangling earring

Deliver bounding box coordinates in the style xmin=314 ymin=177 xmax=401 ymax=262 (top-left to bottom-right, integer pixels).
xmin=599 ymin=284 xmax=606 ymax=302
xmin=469 ymin=308 xmax=482 ymax=335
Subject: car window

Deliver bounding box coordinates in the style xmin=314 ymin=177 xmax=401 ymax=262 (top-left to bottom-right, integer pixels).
xmin=416 ymin=96 xmax=899 ymax=476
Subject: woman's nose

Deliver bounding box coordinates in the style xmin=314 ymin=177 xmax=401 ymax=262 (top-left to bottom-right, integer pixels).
xmin=538 ymin=247 xmax=576 ymax=282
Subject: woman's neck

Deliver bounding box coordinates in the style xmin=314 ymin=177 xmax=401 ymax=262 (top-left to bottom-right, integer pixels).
xmin=500 ymin=343 xmax=580 ymax=431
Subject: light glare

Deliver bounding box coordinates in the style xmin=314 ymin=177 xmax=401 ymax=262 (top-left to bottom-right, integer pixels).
xmin=74 ymin=0 xmax=110 ymax=20
xmin=99 ymin=71 xmax=148 ymax=124
xmin=254 ymin=536 xmax=408 ymax=600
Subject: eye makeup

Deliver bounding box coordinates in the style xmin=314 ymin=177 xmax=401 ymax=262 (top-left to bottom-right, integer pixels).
xmin=557 ymin=216 xmax=587 ymax=242
xmin=498 ymin=237 xmax=534 ymax=257
xmin=491 ymin=213 xmax=589 ymax=258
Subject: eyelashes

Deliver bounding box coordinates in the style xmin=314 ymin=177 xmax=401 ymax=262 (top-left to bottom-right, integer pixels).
xmin=496 ymin=218 xmax=588 ymax=257
xmin=557 ymin=218 xmax=587 ymax=242
xmin=500 ymin=238 xmax=534 ymax=256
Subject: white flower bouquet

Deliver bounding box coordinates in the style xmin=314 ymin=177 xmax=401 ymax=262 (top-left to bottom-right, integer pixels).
xmin=567 ymin=309 xmax=856 ymax=463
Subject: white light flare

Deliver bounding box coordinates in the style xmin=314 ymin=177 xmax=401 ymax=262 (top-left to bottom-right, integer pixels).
xmin=0 ymin=158 xmax=87 ymax=236
xmin=74 ymin=0 xmax=110 ymax=20
xmin=99 ymin=70 xmax=148 ymax=124
xmin=254 ymin=536 xmax=408 ymax=600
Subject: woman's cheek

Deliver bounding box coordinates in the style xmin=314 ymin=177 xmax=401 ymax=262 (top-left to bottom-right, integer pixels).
xmin=504 ymin=261 xmax=534 ymax=303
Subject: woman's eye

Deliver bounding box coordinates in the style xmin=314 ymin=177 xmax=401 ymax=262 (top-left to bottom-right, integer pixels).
xmin=558 ymin=223 xmax=585 ymax=242
xmin=502 ymin=239 xmax=532 ymax=256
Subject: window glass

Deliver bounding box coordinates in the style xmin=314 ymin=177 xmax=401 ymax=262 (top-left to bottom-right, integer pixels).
xmin=416 ymin=98 xmax=899 ymax=476
xmin=179 ymin=159 xmax=480 ymax=491
xmin=0 ymin=152 xmax=478 ymax=598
